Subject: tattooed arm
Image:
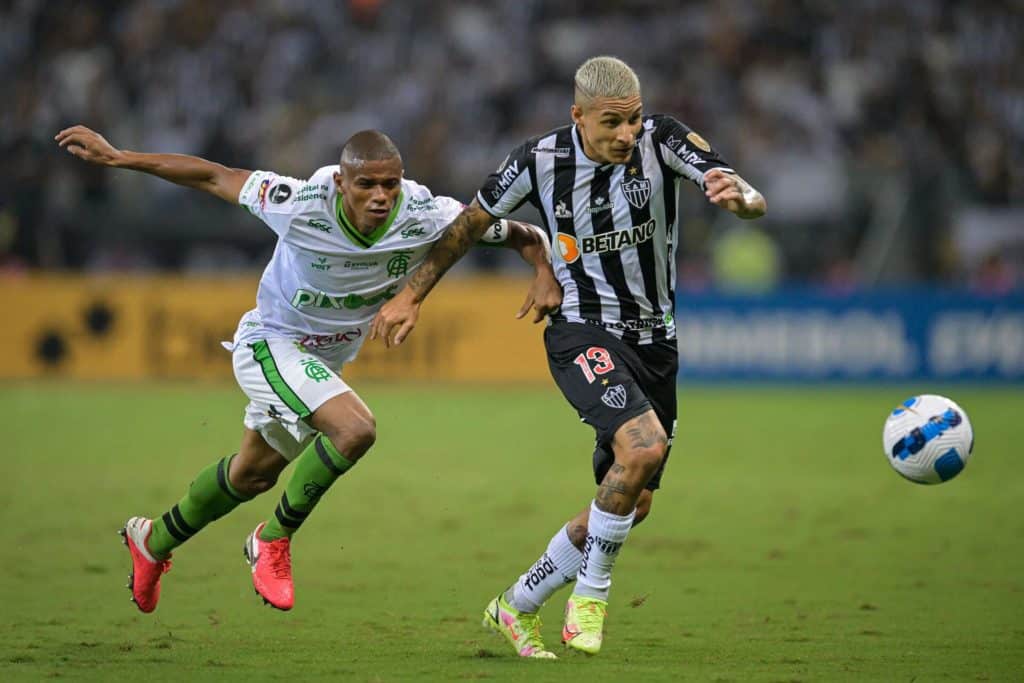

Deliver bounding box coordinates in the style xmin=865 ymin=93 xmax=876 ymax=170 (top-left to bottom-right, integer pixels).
xmin=370 ymin=200 xmax=496 ymax=347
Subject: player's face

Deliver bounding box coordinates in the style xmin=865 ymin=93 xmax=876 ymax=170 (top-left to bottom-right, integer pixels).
xmin=572 ymin=95 xmax=643 ymax=165
xmin=335 ymin=157 xmax=404 ymax=232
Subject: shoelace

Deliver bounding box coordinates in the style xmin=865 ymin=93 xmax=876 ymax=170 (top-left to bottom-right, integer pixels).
xmin=576 ymin=601 xmax=606 ymax=631
xmin=266 ymin=541 xmax=292 ymax=580
xmin=518 ymin=613 xmax=545 ymax=646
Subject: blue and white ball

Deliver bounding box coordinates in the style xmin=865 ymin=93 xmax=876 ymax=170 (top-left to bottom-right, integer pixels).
xmin=883 ymin=394 xmax=974 ymax=484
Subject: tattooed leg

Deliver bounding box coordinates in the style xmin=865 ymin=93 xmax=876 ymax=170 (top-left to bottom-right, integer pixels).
xmin=595 ymin=411 xmax=667 ymax=515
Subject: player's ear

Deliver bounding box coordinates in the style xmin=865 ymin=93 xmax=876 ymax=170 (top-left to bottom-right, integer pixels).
xmin=333 ymin=171 xmax=345 ymax=192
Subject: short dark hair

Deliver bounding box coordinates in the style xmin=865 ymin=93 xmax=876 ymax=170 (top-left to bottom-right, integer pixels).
xmin=339 ymin=130 xmax=402 ymax=167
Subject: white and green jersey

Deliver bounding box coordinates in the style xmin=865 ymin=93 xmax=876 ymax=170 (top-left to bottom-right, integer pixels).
xmin=233 ymin=165 xmax=499 ymax=367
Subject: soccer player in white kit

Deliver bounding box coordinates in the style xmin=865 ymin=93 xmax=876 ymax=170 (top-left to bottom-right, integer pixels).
xmin=55 ymin=125 xmax=562 ymax=613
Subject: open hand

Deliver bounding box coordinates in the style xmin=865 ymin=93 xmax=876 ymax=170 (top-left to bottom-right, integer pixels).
xmin=55 ymin=125 xmax=123 ymax=166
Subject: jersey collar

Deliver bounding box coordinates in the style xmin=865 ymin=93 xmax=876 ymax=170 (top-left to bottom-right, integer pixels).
xmin=334 ymin=191 xmax=404 ymax=248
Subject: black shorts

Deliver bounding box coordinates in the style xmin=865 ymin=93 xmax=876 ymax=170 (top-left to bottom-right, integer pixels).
xmin=544 ymin=321 xmax=678 ymax=491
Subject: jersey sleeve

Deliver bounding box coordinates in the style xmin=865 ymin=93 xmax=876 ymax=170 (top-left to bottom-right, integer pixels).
xmin=653 ymin=116 xmax=734 ymax=190
xmin=475 ymin=141 xmax=534 ymax=218
xmin=238 ymin=170 xmax=306 ymax=237
xmin=432 ymin=195 xmax=466 ymax=225
xmin=431 ymin=194 xmax=508 ymax=244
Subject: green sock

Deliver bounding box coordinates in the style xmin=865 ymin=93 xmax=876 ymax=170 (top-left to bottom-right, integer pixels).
xmin=148 ymin=454 xmax=252 ymax=558
xmin=259 ymin=434 xmax=354 ymax=542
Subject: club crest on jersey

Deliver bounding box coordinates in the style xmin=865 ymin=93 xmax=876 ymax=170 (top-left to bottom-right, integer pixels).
xmin=621 ymin=177 xmax=651 ymax=209
xmin=601 ymin=384 xmax=627 ymax=409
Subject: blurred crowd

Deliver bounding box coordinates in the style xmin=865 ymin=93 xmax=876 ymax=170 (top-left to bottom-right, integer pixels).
xmin=1 ymin=0 xmax=1021 ymax=290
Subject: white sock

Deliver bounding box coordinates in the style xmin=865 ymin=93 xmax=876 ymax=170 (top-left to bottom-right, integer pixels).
xmin=574 ymin=502 xmax=635 ymax=601
xmin=508 ymin=524 xmax=583 ymax=613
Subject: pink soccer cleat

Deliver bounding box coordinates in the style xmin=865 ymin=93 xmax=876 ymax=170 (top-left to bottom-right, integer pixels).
xmin=119 ymin=517 xmax=172 ymax=613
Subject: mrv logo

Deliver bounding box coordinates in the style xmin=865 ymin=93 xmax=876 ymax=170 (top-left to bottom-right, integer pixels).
xmin=557 ymin=219 xmax=656 ymax=264
xmin=490 ymin=160 xmax=520 ymax=199
xmin=290 ymin=285 xmax=397 ymax=310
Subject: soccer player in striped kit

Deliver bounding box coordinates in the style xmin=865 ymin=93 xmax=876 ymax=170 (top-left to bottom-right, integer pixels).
xmin=55 ymin=125 xmax=561 ymax=614
xmin=373 ymin=56 xmax=766 ymax=657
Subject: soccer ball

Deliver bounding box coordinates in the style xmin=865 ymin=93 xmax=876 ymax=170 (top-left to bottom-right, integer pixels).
xmin=883 ymin=394 xmax=974 ymax=484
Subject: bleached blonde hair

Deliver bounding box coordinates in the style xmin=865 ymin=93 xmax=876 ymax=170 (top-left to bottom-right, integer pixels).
xmin=574 ymin=56 xmax=641 ymax=106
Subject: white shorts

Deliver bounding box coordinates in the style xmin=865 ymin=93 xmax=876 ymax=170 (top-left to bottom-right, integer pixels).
xmin=232 ymin=337 xmax=352 ymax=461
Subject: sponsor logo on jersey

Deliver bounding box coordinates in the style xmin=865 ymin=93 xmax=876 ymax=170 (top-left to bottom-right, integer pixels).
xmin=295 ymin=183 xmax=329 ymax=202
xmin=290 ymin=285 xmax=398 ymax=310
xmin=621 ymin=177 xmax=651 ymax=209
xmin=557 ymin=218 xmax=656 ymax=264
xmin=687 ymin=130 xmax=712 ymax=152
xmin=491 ymin=159 xmax=520 ymax=199
xmin=299 ymin=329 xmax=363 ymax=349
xmin=588 ymin=196 xmax=612 ymax=213
xmin=406 ymin=198 xmax=437 ymax=212
xmin=586 ymin=316 xmax=670 ymax=332
xmin=400 ymin=224 xmax=427 ymax=238
xmin=257 ymin=178 xmax=271 ymax=208
xmin=308 ymin=218 xmax=332 ymax=233
xmin=673 ymin=144 xmax=707 ymax=167
xmin=344 ymin=260 xmax=378 ymax=270
xmin=554 ymin=200 xmax=573 ymax=219
xmin=269 ymin=183 xmax=292 ymax=204
xmin=311 ymin=256 xmax=331 ymax=271
xmin=530 ymin=145 xmax=572 ymax=157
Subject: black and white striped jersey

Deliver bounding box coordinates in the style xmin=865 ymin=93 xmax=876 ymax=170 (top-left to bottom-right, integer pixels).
xmin=477 ymin=114 xmax=733 ymax=346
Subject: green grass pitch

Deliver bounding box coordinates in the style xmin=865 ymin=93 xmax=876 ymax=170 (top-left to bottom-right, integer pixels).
xmin=2 ymin=382 xmax=1022 ymax=681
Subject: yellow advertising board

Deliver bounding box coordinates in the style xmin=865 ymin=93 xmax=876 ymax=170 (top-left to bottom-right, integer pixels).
xmin=1 ymin=274 xmax=550 ymax=383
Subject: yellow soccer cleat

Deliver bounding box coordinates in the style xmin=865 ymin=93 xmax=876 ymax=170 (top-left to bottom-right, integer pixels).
xmin=482 ymin=593 xmax=557 ymax=659
xmin=562 ymin=594 xmax=607 ymax=654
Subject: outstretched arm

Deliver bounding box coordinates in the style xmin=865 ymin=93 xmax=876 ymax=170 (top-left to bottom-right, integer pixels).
xmin=704 ymin=168 xmax=767 ymax=219
xmin=55 ymin=125 xmax=251 ymax=204
xmin=369 ymin=200 xmax=498 ymax=347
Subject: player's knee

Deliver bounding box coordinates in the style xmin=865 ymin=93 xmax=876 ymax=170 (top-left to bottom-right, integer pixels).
xmin=323 ymin=414 xmax=377 ymax=461
xmin=621 ymin=441 xmax=667 ymax=480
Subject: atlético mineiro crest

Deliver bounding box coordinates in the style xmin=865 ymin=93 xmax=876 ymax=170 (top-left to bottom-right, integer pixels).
xmin=621 ymin=177 xmax=651 ymax=209
xmin=601 ymin=384 xmax=627 ymax=409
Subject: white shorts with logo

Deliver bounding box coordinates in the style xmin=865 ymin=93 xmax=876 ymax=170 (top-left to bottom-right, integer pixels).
xmin=227 ymin=311 xmax=362 ymax=460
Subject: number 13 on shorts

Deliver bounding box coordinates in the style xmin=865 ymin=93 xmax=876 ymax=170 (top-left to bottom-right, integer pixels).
xmin=573 ymin=346 xmax=616 ymax=384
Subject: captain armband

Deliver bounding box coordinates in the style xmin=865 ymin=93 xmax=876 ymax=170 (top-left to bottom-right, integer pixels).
xmin=479 ymin=219 xmax=510 ymax=244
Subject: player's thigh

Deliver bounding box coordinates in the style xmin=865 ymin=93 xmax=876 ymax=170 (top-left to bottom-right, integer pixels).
xmin=636 ymin=340 xmax=679 ymax=443
xmin=233 ymin=338 xmax=350 ymax=461
xmin=544 ymin=322 xmax=652 ymax=446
